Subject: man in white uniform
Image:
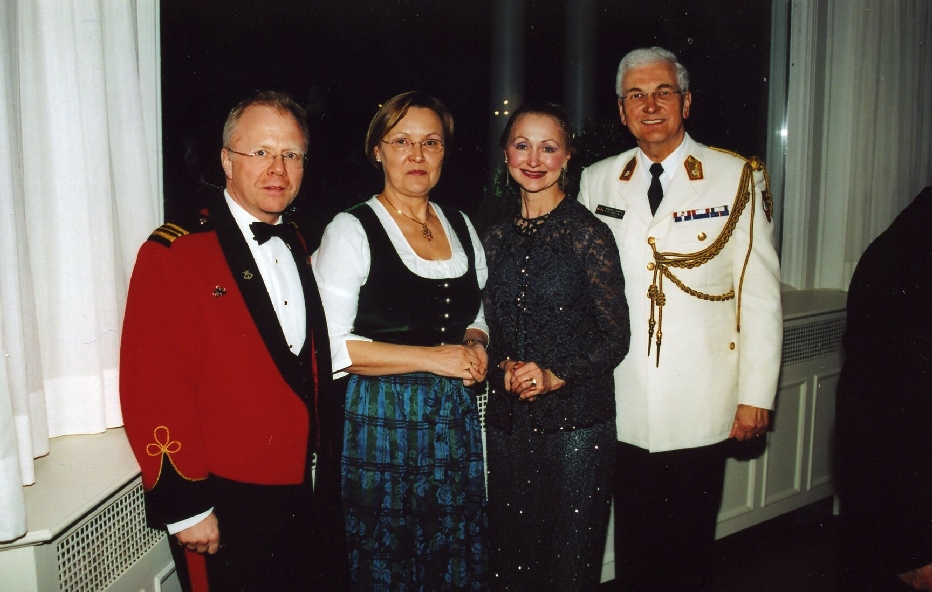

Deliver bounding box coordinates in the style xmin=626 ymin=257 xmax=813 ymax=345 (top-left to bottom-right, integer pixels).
xmin=579 ymin=47 xmax=782 ymax=590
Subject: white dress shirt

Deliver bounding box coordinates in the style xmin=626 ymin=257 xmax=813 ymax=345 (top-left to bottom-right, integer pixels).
xmin=225 ymin=191 xmax=306 ymax=353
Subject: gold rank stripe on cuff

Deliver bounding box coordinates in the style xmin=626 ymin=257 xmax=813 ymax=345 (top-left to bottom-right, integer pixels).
xmin=149 ymin=222 xmax=190 ymax=245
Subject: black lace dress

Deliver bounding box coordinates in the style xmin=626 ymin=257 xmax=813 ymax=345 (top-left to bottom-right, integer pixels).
xmin=482 ymin=197 xmax=630 ymax=590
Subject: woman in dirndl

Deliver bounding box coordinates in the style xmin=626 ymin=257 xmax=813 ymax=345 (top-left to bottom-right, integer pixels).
xmin=312 ymin=91 xmax=489 ymax=591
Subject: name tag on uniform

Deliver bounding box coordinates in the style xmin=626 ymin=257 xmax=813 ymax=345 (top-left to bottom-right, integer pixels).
xmin=595 ymin=205 xmax=626 ymax=219
xmin=673 ymin=205 xmax=729 ymax=223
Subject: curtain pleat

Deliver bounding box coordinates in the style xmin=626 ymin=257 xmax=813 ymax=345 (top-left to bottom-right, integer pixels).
xmin=0 ymin=0 xmax=159 ymax=542
xmin=784 ymin=0 xmax=932 ymax=289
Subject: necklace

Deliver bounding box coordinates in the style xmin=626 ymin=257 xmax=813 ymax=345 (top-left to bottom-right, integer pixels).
xmin=381 ymin=193 xmax=433 ymax=241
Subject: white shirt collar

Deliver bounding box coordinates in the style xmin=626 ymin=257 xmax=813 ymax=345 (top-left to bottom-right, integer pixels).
xmin=636 ymin=133 xmax=691 ymax=188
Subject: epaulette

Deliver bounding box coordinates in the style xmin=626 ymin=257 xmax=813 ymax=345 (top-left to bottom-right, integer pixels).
xmin=708 ymin=148 xmax=773 ymax=223
xmin=147 ymin=213 xmax=212 ymax=248
xmin=708 ymin=145 xmax=750 ymax=163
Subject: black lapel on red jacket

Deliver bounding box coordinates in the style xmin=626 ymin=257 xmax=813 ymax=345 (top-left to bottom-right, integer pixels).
xmin=208 ymin=192 xmax=313 ymax=402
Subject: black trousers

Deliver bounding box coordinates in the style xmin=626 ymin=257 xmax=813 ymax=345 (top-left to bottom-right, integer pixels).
xmin=202 ymin=477 xmax=314 ymax=591
xmin=613 ymin=440 xmax=728 ymax=591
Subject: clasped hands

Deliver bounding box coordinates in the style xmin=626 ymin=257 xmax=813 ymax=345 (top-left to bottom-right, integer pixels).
xmin=499 ymin=359 xmax=565 ymax=402
xmin=435 ymin=341 xmax=488 ymax=386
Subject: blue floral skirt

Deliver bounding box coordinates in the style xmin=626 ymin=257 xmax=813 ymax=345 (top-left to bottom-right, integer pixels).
xmin=342 ymin=372 xmax=489 ymax=591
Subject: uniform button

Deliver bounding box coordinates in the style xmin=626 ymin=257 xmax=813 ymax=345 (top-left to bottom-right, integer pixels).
xmin=443 ymin=282 xmax=449 ymax=288
xmin=440 ymin=327 xmax=446 ymax=332
xmin=698 ymin=232 xmax=707 ymax=241
xmin=729 ymin=342 xmax=736 ymax=350
xmin=647 ymin=262 xmax=655 ymax=271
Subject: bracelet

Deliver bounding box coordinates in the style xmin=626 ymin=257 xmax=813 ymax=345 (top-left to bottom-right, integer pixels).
xmin=462 ymin=338 xmax=488 ymax=349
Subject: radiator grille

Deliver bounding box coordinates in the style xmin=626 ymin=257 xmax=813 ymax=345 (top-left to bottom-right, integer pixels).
xmin=782 ymin=316 xmax=846 ymax=366
xmin=56 ymin=481 xmax=164 ymax=591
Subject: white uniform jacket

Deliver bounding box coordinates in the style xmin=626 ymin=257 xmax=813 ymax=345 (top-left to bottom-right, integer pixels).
xmin=579 ymin=135 xmax=782 ymax=452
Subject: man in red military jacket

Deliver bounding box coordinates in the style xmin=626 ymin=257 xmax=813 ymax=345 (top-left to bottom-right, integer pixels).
xmin=120 ymin=91 xmax=333 ymax=590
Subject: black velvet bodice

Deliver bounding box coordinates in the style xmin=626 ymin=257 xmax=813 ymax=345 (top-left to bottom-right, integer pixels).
xmin=349 ymin=203 xmax=480 ymax=347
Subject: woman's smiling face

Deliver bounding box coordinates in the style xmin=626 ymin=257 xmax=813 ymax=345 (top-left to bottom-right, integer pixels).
xmin=503 ymin=113 xmax=570 ymax=195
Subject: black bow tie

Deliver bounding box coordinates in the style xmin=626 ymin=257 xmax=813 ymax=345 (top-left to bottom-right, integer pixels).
xmin=250 ymin=221 xmax=297 ymax=245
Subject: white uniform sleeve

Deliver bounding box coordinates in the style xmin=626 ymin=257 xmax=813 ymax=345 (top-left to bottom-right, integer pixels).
xmin=734 ymin=166 xmax=783 ymax=410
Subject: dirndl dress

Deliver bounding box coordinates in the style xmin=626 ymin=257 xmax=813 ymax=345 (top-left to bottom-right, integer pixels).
xmin=341 ymin=203 xmax=489 ymax=591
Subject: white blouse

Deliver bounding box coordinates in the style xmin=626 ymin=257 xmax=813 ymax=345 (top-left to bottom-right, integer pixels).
xmin=312 ymin=197 xmax=489 ymax=375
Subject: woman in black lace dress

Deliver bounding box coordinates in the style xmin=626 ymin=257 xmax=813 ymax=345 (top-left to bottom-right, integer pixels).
xmin=482 ymin=103 xmax=630 ymax=590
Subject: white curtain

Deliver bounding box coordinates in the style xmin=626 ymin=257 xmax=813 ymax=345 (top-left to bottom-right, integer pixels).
xmin=0 ymin=0 xmax=160 ymax=542
xmin=781 ymin=0 xmax=932 ymax=289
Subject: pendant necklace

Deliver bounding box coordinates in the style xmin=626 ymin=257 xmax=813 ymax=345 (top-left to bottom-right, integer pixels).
xmin=382 ymin=193 xmax=433 ymax=240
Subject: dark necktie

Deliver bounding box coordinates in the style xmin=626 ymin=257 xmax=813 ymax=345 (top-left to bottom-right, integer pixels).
xmin=648 ymin=162 xmax=664 ymax=215
xmin=250 ymin=221 xmax=297 ymax=246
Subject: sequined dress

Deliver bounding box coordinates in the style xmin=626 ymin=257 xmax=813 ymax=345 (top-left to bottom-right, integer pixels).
xmin=481 ymin=197 xmax=630 ymax=590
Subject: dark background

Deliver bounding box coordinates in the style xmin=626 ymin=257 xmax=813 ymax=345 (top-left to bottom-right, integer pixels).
xmin=161 ymin=0 xmax=772 ymax=245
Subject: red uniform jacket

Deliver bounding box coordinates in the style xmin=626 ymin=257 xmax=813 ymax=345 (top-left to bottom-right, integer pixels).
xmin=120 ymin=192 xmax=332 ymax=530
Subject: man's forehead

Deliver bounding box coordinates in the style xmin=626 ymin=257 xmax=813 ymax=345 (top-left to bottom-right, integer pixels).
xmin=230 ymin=105 xmax=303 ymax=142
xmin=623 ymin=62 xmax=678 ymax=89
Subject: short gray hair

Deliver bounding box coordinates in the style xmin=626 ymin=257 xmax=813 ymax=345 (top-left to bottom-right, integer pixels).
xmin=615 ymin=47 xmax=690 ymax=98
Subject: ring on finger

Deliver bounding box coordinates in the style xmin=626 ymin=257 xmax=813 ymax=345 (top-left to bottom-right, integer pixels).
xmin=529 ymin=378 xmax=537 ymax=387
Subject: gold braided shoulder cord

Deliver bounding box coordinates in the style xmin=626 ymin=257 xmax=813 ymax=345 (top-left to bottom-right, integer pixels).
xmin=647 ymin=160 xmax=760 ymax=366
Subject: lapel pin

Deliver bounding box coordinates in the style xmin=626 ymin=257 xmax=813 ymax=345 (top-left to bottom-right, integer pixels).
xmin=242 ymin=269 xmax=254 ymax=280
xmin=212 ymin=286 xmax=226 ymax=297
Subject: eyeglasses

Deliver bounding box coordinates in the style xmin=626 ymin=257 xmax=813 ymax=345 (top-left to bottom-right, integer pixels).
xmin=619 ymin=89 xmax=687 ymax=105
xmin=225 ymin=148 xmax=307 ymax=168
xmin=380 ymin=138 xmax=444 ymax=154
